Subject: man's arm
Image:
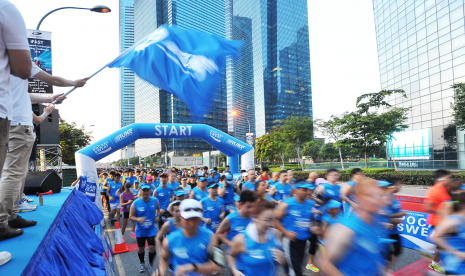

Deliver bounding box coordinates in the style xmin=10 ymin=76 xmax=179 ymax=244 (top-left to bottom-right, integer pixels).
xmin=312 ymin=185 xmax=325 ymax=205
xmin=319 ymin=224 xmax=354 ymax=276
xmin=431 ymin=218 xmax=465 ymax=259
xmin=425 ymin=201 xmax=436 ymax=214
xmin=218 ymin=184 xmax=227 ymax=197
xmin=215 ymin=217 xmax=231 ymax=246
xmin=29 ymin=93 xmax=66 ymax=104
xmin=33 ymin=71 xmax=88 ymax=87
xmin=341 ymin=185 xmax=359 ymax=209
xmin=274 ymin=202 xmax=296 ymax=241
xmin=8 ymin=50 xmax=31 ymax=79
xmin=189 ymin=190 xmax=195 ymax=199
xmin=106 ymin=186 xmax=113 ymax=201
xmin=156 ymin=221 xmax=170 ymax=244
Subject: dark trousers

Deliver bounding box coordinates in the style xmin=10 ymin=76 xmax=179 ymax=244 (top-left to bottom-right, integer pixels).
xmin=283 ymin=237 xmax=307 ymax=276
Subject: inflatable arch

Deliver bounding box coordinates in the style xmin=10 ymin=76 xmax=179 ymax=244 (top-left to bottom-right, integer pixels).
xmin=75 ymin=123 xmax=253 ymax=201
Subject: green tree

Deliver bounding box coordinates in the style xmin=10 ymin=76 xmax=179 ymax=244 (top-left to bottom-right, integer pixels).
xmin=129 ymin=156 xmax=139 ymax=166
xmin=59 ymin=118 xmax=92 ymax=165
xmin=219 ymin=152 xmax=227 ymax=167
xmin=315 ymin=113 xmax=348 ymax=169
xmin=336 ymin=89 xmax=409 ymax=168
xmin=301 ymin=140 xmax=322 ymax=163
xmin=254 ymin=128 xmax=290 ymax=167
xmin=319 ymin=143 xmax=339 ymax=161
xmin=451 ymin=83 xmax=465 ymax=130
xmin=280 ymin=116 xmax=314 ymax=170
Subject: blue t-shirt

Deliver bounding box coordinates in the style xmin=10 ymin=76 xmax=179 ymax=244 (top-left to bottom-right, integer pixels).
xmin=207 ymin=177 xmax=216 ymax=183
xmin=243 ymin=181 xmax=256 ymax=191
xmin=168 ymin=227 xmax=212 ymax=276
xmin=167 ymin=181 xmax=180 ymax=191
xmin=200 ymin=197 xmax=224 ymax=232
xmin=192 ymin=187 xmax=209 ymax=201
xmin=155 ymin=186 xmax=173 ymax=210
xmin=282 ymin=197 xmax=315 ymax=240
xmin=224 ymin=170 xmax=233 ymax=176
xmin=321 ymin=182 xmax=342 ymax=202
xmin=132 ymin=187 xmax=140 ymax=197
xmin=268 ymin=179 xmax=278 ymax=186
xmin=274 ymin=182 xmax=292 ymax=201
xmin=219 ymin=183 xmax=235 ymax=205
xmin=226 ymin=211 xmax=251 ymax=242
xmin=124 ymin=176 xmax=137 ymax=187
xmin=134 ymin=197 xmax=158 ymax=238
xmin=108 ymin=181 xmax=122 ymax=203
xmin=440 ymin=215 xmax=465 ymax=274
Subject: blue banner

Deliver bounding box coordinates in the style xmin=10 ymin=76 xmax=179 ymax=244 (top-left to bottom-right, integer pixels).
xmin=78 ymin=123 xmax=253 ymax=162
xmin=397 ymin=211 xmax=434 ymax=252
xmin=27 ymin=29 xmax=53 ymax=94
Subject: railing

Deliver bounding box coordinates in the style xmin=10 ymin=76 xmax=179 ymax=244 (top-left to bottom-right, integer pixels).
xmin=305 ymin=160 xmax=465 ymax=170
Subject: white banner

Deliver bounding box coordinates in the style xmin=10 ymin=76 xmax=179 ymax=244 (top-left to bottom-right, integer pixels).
xmin=241 ymin=149 xmax=254 ymax=171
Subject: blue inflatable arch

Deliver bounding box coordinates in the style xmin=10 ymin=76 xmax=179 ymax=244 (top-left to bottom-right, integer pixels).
xmin=76 ymin=123 xmax=252 ymax=174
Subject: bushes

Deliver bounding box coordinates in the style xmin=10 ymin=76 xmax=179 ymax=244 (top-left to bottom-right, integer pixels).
xmin=294 ymin=170 xmax=465 ymax=186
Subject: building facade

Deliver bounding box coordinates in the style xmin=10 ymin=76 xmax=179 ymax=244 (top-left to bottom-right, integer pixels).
xmin=228 ymin=0 xmax=313 ymax=142
xmin=133 ymin=0 xmax=228 ymax=158
xmin=373 ymin=0 xmax=465 ymax=169
xmin=119 ymin=0 xmax=135 ymax=159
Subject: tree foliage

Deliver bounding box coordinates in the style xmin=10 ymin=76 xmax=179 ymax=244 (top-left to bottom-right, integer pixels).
xmin=319 ymin=143 xmax=340 ymax=161
xmin=59 ymin=118 xmax=92 ymax=165
xmin=280 ymin=116 xmax=313 ymax=170
xmin=301 ymin=140 xmax=322 ymax=162
xmin=451 ymin=83 xmax=465 ymax=130
xmin=315 ymin=113 xmax=348 ymax=169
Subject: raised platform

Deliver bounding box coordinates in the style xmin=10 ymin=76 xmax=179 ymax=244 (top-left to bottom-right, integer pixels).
xmin=0 ymin=188 xmax=108 ymax=276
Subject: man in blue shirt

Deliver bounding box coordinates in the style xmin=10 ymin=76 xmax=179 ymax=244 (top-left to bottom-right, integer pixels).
xmin=200 ymin=182 xmax=225 ymax=232
xmin=274 ymin=170 xmax=292 ymax=202
xmin=223 ymin=165 xmax=233 ymax=176
xmin=208 ymin=170 xmax=218 ymax=183
xmin=167 ymin=172 xmax=180 ymax=191
xmin=107 ymin=173 xmax=123 ymax=225
xmin=124 ymin=169 xmax=137 ymax=187
xmin=212 ymin=167 xmax=220 ymax=182
xmin=242 ymin=169 xmax=257 ymax=191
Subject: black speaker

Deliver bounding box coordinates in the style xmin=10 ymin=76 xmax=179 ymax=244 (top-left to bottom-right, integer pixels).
xmin=32 ymin=104 xmax=60 ymax=144
xmin=24 ymin=171 xmax=62 ymax=195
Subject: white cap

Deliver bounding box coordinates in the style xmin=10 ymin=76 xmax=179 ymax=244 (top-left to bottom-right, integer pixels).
xmin=180 ymin=199 xmax=204 ymax=219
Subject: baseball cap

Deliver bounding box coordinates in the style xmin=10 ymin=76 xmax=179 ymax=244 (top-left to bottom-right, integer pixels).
xmin=315 ymin=178 xmax=328 ymax=185
xmin=325 ymin=199 xmax=342 ymax=209
xmin=377 ymin=180 xmax=391 ymax=187
xmin=140 ymin=184 xmax=151 ymax=190
xmin=198 ymin=177 xmax=207 ymax=182
xmin=233 ymin=194 xmax=240 ymax=201
xmin=146 ymin=175 xmax=153 ymax=180
xmin=207 ymin=182 xmax=219 ymax=189
xmin=159 ymin=173 xmax=168 ymax=178
xmin=225 ymin=174 xmax=233 ymax=181
xmin=241 ymin=172 xmax=248 ymax=177
xmin=294 ymin=181 xmax=312 ymax=190
xmin=180 ymin=199 xmax=204 ymax=219
xmin=211 ymin=170 xmax=216 ymax=174
xmin=174 ymin=189 xmax=186 ymax=196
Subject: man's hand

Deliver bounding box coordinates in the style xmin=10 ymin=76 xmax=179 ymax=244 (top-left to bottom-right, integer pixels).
xmin=205 ymin=218 xmax=212 ymax=225
xmin=174 ymin=263 xmax=195 ymax=276
xmin=284 ymin=230 xmax=297 ymax=241
xmin=74 ymin=77 xmax=89 ymax=87
xmin=50 ymin=93 xmax=66 ymax=104
xmin=43 ymin=104 xmax=55 ymax=116
xmin=137 ymin=216 xmax=147 ymax=224
xmin=109 ymin=196 xmax=114 ymax=201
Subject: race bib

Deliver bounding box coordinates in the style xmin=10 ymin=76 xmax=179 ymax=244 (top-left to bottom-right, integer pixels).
xmin=211 ymin=221 xmax=220 ymax=229
xmin=295 ymin=220 xmax=310 ymax=229
xmin=140 ymin=219 xmax=153 ymax=229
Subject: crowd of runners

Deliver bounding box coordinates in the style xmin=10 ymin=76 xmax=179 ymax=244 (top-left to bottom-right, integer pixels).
xmin=96 ymin=166 xmax=465 ymax=276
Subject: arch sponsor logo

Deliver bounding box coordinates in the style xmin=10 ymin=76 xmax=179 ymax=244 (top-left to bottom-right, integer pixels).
xmin=209 ymin=130 xmax=223 ymax=143
xmin=92 ymin=141 xmax=112 ymax=155
xmin=225 ymin=139 xmax=245 ymax=150
xmin=114 ymin=128 xmax=133 ymax=143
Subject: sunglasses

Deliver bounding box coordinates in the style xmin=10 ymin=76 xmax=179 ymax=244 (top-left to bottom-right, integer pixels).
xmin=183 ymin=208 xmax=203 ymax=212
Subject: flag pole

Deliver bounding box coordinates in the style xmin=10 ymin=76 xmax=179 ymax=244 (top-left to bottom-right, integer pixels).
xmin=51 ymin=64 xmax=108 ymax=104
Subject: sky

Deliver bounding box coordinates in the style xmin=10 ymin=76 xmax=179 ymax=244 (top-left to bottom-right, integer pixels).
xmin=11 ymin=0 xmax=381 ymax=162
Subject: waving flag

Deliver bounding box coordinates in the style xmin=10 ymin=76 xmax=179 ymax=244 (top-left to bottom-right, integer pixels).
xmin=107 ymin=25 xmax=242 ymax=118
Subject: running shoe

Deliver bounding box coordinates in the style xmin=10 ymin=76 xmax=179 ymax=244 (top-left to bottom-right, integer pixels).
xmin=139 ymin=263 xmax=145 ymax=273
xmin=22 ymin=193 xmax=34 ymax=203
xmin=147 ymin=263 xmax=154 ymax=275
xmin=0 ymin=251 xmax=12 ymax=266
xmin=306 ymin=263 xmax=320 ymax=272
xmin=17 ymin=201 xmax=36 ymax=212
xmin=429 ymin=262 xmax=445 ymax=274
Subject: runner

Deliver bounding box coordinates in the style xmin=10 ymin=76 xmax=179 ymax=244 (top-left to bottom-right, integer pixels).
xmin=124 ymin=169 xmax=137 ymax=187
xmin=256 ymin=167 xmax=270 ymax=182
xmin=153 ymin=173 xmax=174 ymax=228
xmin=129 ymin=184 xmax=160 ymax=273
xmin=267 ymin=171 xmax=280 ymax=186
xmin=208 ymin=170 xmax=218 ymax=183
xmin=287 ymin=169 xmax=296 ymax=188
xmin=180 ymin=176 xmax=192 ymax=196
xmin=319 ymin=178 xmax=384 ymax=276
xmin=274 ymin=170 xmax=292 ymax=202
xmin=190 ymin=177 xmax=209 ymax=201
xmin=99 ymin=172 xmax=109 ymax=210
xmin=221 ymin=174 xmax=240 ymax=211
xmin=216 ymin=190 xmax=256 ymax=247
xmin=107 ymin=173 xmax=123 ymax=225
xmin=431 ymin=192 xmax=465 ymax=275
xmin=155 ymin=199 xmax=222 ymax=276
xmin=274 ymin=181 xmax=317 ymax=276
xmin=188 ymin=175 xmax=197 ymax=190
xmin=385 ymin=177 xmax=405 ymax=264
xmin=320 ymin=199 xmax=341 ymax=238
xmin=229 ymin=200 xmax=286 ymax=276
xmin=156 ymin=201 xmax=182 ymax=246
xmin=224 ymin=165 xmax=233 ymax=176
xmin=313 ymin=168 xmax=341 ymax=205
xmin=255 ymin=180 xmax=277 ymax=203
xmin=167 ymin=171 xmax=180 ymax=191
xmin=242 ymin=169 xmax=257 ymax=191
xmin=341 ymin=168 xmax=364 ymax=216
xmin=306 ymin=183 xmax=321 ymax=272
xmin=120 ymin=182 xmax=135 ymax=236
xmin=132 ymin=181 xmax=140 ymax=199
xmin=200 ymin=182 xmax=225 ymax=232
xmin=425 ymin=169 xmax=452 ymax=273
xmin=173 ymin=187 xmax=187 ymax=201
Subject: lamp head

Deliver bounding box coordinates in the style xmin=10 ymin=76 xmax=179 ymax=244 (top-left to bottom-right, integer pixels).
xmin=232 ymin=110 xmax=238 ymax=116
xmin=90 ymin=5 xmax=111 ymax=13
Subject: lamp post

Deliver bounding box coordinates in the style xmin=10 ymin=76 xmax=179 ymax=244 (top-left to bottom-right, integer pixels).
xmin=36 ymin=5 xmax=111 ymax=31
xmin=232 ymin=110 xmax=251 ymax=133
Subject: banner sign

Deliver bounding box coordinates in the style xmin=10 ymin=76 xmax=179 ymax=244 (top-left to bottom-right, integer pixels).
xmin=27 ymin=29 xmax=53 ymax=93
xmin=246 ymin=132 xmax=254 ymax=147
xmin=397 ymin=210 xmax=434 ymax=252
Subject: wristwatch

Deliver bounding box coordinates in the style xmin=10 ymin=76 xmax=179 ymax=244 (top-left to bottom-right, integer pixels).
xmin=191 ymin=263 xmax=198 ymax=272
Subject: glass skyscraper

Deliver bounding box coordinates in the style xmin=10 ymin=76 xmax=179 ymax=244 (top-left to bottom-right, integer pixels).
xmin=372 ymin=0 xmax=465 ymax=168
xmin=119 ymin=0 xmax=135 ymax=159
xmin=228 ymin=0 xmax=313 ymax=141
xmin=133 ymin=0 xmax=228 ymax=157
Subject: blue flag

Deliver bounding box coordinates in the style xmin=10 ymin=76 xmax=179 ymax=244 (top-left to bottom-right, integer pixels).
xmin=107 ymin=25 xmax=242 ymax=118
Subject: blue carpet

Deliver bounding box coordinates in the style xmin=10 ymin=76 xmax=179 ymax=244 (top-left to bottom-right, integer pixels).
xmin=0 ymin=188 xmax=72 ymax=276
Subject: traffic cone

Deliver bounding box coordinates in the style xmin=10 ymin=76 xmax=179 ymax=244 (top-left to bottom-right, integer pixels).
xmin=113 ymin=222 xmax=129 ymax=254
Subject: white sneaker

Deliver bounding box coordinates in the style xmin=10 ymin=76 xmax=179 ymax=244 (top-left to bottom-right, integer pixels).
xmin=22 ymin=193 xmax=34 ymax=203
xmin=18 ymin=201 xmax=36 ymax=212
xmin=139 ymin=263 xmax=145 ymax=273
xmin=0 ymin=251 xmax=12 ymax=266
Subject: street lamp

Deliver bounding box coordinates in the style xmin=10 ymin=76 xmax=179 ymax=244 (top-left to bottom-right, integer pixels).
xmin=232 ymin=110 xmax=251 ymax=133
xmin=36 ymin=5 xmax=111 ymax=30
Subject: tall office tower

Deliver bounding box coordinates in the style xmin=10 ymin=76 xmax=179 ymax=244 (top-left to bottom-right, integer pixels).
xmin=372 ymin=0 xmax=465 ymax=169
xmin=119 ymin=0 xmax=135 ymax=159
xmin=134 ymin=0 xmax=228 ymax=158
xmin=227 ymin=0 xmax=313 ymax=142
